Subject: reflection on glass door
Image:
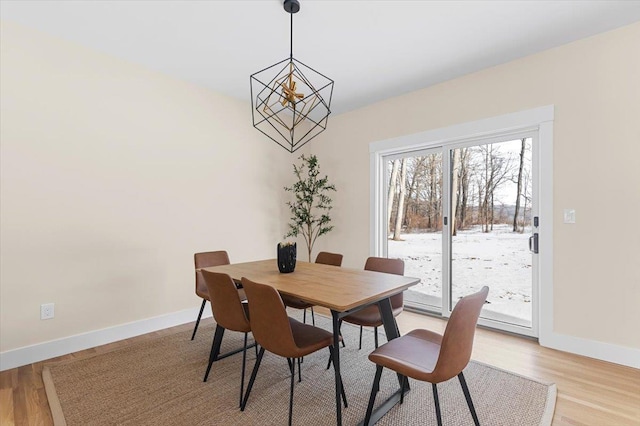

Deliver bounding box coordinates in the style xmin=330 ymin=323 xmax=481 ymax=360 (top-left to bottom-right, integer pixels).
xmin=386 ymin=150 xmax=443 ymax=311
xmin=448 ymin=138 xmax=534 ymax=329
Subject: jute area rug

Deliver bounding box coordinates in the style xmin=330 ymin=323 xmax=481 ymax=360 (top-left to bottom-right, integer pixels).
xmin=43 ymin=312 xmax=556 ymax=425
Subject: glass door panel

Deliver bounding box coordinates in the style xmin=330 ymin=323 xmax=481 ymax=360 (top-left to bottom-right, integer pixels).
xmin=386 ymin=151 xmax=443 ymax=312
xmin=449 ymin=138 xmax=534 ymax=328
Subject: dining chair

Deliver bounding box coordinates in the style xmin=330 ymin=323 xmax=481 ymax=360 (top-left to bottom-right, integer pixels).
xmin=201 ymin=270 xmax=254 ymax=408
xmin=342 ymin=257 xmax=405 ymax=349
xmin=192 ymin=251 xmax=245 ymax=340
xmin=281 ymin=251 xmax=343 ymax=326
xmin=240 ymin=277 xmax=347 ymax=426
xmin=363 ymin=286 xmax=489 ymax=426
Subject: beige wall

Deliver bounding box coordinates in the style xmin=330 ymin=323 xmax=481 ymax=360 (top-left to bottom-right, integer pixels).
xmin=310 ymin=23 xmax=640 ymax=350
xmin=2 ymin=18 xmax=639 ymax=358
xmin=0 ymin=22 xmax=291 ymax=352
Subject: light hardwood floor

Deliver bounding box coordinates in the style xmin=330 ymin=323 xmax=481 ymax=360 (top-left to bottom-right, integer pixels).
xmin=1 ymin=310 xmax=639 ymax=425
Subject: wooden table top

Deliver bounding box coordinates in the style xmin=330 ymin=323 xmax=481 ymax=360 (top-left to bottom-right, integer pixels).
xmin=202 ymin=259 xmax=420 ymax=312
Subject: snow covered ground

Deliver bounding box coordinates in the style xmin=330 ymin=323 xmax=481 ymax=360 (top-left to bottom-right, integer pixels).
xmin=388 ymin=224 xmax=532 ymax=326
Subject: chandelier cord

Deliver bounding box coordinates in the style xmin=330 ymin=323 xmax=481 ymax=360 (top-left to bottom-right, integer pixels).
xmin=289 ymin=11 xmax=293 ymax=59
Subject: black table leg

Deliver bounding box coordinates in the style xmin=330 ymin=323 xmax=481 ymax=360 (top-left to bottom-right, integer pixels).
xmin=356 ymin=297 xmax=408 ymax=426
xmin=378 ymin=298 xmax=407 ymax=388
xmin=378 ymin=298 xmax=400 ymax=340
xmin=331 ymin=310 xmax=343 ymax=426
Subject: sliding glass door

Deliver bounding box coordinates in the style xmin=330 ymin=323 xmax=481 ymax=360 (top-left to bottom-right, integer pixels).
xmin=447 ymin=137 xmax=536 ymax=331
xmin=381 ymin=134 xmax=538 ymax=336
xmin=386 ymin=149 xmax=443 ymax=311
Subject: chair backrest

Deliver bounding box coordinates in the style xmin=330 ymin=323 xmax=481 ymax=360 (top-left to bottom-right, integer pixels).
xmin=241 ymin=277 xmax=297 ymax=358
xmin=315 ymin=251 xmax=343 ymax=266
xmin=201 ymin=270 xmax=250 ymax=333
xmin=194 ymin=251 xmax=230 ymax=299
xmin=432 ymin=286 xmax=489 ymax=383
xmin=364 ymin=257 xmax=405 ymax=309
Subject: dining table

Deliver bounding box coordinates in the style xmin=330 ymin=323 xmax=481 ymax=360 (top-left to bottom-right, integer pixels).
xmin=202 ymin=258 xmax=420 ymax=426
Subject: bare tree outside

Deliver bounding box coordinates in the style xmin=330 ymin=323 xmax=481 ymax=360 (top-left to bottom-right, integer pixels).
xmin=450 ymin=148 xmax=461 ymax=236
xmin=458 ymin=148 xmax=471 ymax=230
xmin=385 ymin=140 xmax=531 ymax=235
xmin=513 ymin=138 xmax=526 ymax=232
xmin=386 ymin=138 xmax=534 ymax=327
xmin=387 ymin=159 xmax=400 ymax=234
xmin=392 ymin=158 xmax=408 ymax=240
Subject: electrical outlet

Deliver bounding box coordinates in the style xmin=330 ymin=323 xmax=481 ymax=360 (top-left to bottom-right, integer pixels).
xmin=41 ymin=303 xmax=55 ymax=320
xmin=563 ymin=209 xmax=576 ymax=224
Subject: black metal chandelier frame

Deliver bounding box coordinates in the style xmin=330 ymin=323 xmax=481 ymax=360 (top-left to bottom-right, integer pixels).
xmin=250 ymin=0 xmax=334 ymax=153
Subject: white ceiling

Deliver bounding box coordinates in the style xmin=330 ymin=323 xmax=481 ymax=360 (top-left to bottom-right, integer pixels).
xmin=2 ymin=0 xmax=640 ymax=115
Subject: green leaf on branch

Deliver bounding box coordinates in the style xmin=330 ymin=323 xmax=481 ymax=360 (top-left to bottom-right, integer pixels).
xmin=283 ymin=154 xmax=337 ymax=262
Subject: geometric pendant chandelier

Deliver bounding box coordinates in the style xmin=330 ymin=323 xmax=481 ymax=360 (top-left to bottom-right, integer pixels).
xmin=250 ymin=0 xmax=334 ymax=153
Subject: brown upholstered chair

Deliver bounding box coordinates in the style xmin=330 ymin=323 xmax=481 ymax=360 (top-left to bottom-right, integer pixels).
xmin=201 ymin=270 xmax=253 ymax=407
xmin=240 ymin=277 xmax=347 ymax=426
xmin=281 ymin=251 xmax=343 ymax=325
xmin=192 ymin=251 xmax=245 ymax=340
xmin=363 ymin=286 xmax=489 ymax=426
xmin=342 ymin=257 xmax=405 ymax=349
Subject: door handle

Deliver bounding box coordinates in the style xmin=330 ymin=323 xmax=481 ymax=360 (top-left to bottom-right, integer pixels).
xmin=529 ymin=233 xmax=539 ymax=254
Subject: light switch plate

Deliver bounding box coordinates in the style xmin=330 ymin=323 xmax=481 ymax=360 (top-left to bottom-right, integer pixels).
xmin=563 ymin=209 xmax=576 ymax=224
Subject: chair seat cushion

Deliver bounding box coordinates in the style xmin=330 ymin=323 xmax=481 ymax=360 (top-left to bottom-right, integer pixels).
xmin=368 ymin=329 xmax=443 ymax=382
xmin=342 ymin=304 xmax=403 ymax=327
xmin=288 ymin=317 xmax=335 ymax=358
xmin=281 ymin=294 xmax=313 ymax=309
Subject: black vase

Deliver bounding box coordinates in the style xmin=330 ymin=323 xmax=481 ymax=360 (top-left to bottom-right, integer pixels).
xmin=277 ymin=243 xmax=297 ymax=273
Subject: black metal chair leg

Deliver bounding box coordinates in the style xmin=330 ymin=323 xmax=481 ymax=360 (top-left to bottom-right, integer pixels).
xmin=374 ymin=326 xmax=379 ymax=348
xmin=433 ymin=383 xmax=443 ymax=426
xmin=325 ymin=346 xmax=342 ymax=371
xmin=297 ymin=357 xmax=302 ymax=382
xmin=458 ymin=372 xmax=480 ymax=426
xmin=241 ymin=347 xmax=265 ymax=411
xmin=311 ymin=307 xmax=316 ymax=326
xmin=359 ymin=326 xmax=363 ymax=350
xmin=288 ymin=358 xmax=295 ymax=426
xmin=363 ymin=365 xmax=384 ymax=426
xmin=400 ymin=375 xmax=408 ymax=404
xmin=203 ymin=325 xmax=225 ymax=382
xmin=303 ymin=308 xmax=307 ymax=324
xmin=239 ymin=333 xmax=248 ymax=408
xmin=191 ymin=299 xmax=207 ymax=340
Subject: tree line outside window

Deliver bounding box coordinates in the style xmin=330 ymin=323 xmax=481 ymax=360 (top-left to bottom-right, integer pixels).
xmin=388 ymin=139 xmax=532 ymax=239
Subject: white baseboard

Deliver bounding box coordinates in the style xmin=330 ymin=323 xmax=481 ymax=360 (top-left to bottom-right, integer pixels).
xmin=540 ymin=332 xmax=640 ymax=369
xmin=0 ymin=307 xmax=211 ymax=371
xmin=2 ymin=307 xmax=638 ymax=371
